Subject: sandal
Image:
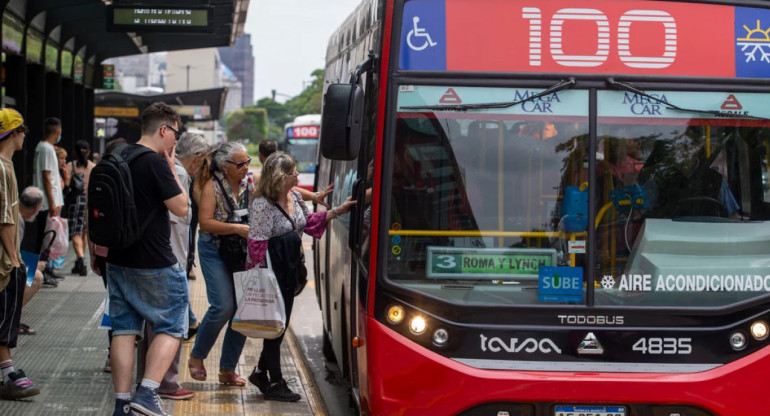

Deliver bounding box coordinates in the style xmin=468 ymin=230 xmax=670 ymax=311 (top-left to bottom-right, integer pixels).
xmin=18 ymin=323 xmax=36 ymax=335
xmin=188 ymin=358 xmax=207 ymax=381
xmin=218 ymin=370 xmax=246 ymax=386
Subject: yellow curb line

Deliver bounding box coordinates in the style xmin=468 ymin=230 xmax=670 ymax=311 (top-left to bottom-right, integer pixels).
xmin=287 ymin=327 xmax=326 ymax=416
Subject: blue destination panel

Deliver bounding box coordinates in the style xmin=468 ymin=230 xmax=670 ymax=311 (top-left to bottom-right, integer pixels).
xmin=538 ymin=266 xmax=584 ymax=303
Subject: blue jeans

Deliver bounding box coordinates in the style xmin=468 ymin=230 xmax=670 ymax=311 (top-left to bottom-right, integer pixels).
xmin=191 ymin=233 xmax=246 ymax=370
xmin=106 ymin=263 xmax=189 ymax=338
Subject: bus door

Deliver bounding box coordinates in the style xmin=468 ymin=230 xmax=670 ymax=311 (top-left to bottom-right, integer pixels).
xmin=346 ymin=68 xmax=380 ymax=402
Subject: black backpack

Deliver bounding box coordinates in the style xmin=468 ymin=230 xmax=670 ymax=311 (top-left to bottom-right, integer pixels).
xmin=87 ymin=145 xmax=158 ymax=249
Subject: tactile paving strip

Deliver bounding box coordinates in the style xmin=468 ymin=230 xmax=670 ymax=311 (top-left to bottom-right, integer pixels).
xmin=0 ymin=250 xmax=322 ymax=415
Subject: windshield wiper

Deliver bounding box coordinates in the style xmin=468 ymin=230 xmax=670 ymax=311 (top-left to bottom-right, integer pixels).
xmin=606 ymin=78 xmax=770 ymax=121
xmin=401 ymin=77 xmax=576 ymax=112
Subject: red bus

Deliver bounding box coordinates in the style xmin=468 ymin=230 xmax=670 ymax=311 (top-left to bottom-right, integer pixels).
xmin=283 ymin=114 xmax=321 ymax=191
xmin=314 ymin=1 xmax=770 ymax=415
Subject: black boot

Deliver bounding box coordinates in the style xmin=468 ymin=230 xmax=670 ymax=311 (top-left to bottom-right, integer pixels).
xmin=71 ymin=257 xmax=83 ymax=274
xmin=78 ymin=258 xmax=88 ymax=276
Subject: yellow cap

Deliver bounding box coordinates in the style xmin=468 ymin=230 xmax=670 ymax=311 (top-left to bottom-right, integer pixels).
xmin=0 ymin=108 xmax=23 ymax=141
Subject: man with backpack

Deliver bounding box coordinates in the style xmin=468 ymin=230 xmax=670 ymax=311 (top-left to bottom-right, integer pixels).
xmin=88 ymin=102 xmax=189 ymax=416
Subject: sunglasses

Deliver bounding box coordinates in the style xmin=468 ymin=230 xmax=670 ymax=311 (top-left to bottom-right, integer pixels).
xmin=226 ymin=158 xmax=251 ymax=168
xmin=164 ymin=124 xmax=180 ymax=141
xmin=283 ymin=170 xmax=300 ymax=177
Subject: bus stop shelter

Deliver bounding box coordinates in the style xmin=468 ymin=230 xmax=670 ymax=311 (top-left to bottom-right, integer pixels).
xmin=0 ymin=0 xmax=249 ymax=187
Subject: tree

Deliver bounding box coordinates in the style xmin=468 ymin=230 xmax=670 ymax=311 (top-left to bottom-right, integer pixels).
xmin=256 ymin=97 xmax=292 ymax=141
xmin=225 ymin=106 xmax=267 ymax=144
xmin=285 ymin=69 xmax=324 ymax=116
xmin=252 ymin=69 xmax=326 ymax=142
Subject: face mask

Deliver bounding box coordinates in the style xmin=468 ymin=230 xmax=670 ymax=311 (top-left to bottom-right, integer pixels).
xmin=56 ymin=134 xmax=62 ymax=144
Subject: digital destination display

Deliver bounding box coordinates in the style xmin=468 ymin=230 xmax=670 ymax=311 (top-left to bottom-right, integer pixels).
xmin=400 ymin=0 xmax=770 ymax=78
xmin=107 ymin=6 xmax=213 ymax=33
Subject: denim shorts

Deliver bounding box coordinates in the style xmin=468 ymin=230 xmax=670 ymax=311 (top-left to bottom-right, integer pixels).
xmin=106 ymin=263 xmax=189 ymax=338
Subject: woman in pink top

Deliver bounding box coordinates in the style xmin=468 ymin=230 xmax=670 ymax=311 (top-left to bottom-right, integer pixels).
xmin=245 ymin=152 xmax=354 ymax=402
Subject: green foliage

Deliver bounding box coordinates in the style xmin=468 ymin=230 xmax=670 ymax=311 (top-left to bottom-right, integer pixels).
xmin=253 ymin=69 xmax=325 ymax=143
xmin=225 ymin=106 xmax=267 ymax=144
xmin=284 ymin=69 xmax=324 ymax=116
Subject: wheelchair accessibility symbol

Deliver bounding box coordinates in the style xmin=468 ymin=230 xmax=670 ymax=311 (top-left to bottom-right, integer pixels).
xmin=407 ymin=16 xmax=438 ymax=51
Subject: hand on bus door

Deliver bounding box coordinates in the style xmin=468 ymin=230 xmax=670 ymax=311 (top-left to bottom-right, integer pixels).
xmin=314 ymin=184 xmax=334 ymax=208
xmin=337 ymin=197 xmax=357 ymax=215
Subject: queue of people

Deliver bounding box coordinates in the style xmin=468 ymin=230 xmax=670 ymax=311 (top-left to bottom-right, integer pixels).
xmin=0 ymin=103 xmax=353 ymax=416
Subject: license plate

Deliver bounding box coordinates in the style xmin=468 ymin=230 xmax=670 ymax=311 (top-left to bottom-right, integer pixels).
xmin=554 ymin=405 xmax=626 ymax=416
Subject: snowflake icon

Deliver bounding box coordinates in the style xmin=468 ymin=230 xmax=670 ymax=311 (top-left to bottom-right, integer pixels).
xmin=737 ymin=19 xmax=770 ymax=64
xmin=600 ymin=275 xmax=615 ymax=289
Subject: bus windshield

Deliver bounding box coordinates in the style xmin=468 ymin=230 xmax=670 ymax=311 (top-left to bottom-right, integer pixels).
xmin=285 ymin=139 xmax=318 ymax=173
xmin=386 ymin=85 xmax=770 ymax=308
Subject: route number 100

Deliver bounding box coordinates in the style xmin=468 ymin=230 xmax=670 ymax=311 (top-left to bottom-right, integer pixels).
xmin=522 ymin=7 xmax=677 ymax=69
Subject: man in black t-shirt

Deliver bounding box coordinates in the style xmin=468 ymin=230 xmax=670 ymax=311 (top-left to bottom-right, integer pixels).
xmin=105 ymin=103 xmax=189 ymax=416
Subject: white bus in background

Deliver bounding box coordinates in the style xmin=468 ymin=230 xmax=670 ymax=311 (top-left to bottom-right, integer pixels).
xmin=283 ymin=114 xmax=321 ymax=191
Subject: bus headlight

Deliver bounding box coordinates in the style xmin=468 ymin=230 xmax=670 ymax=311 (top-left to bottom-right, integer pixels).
xmin=751 ymin=321 xmax=769 ymax=341
xmin=409 ymin=316 xmax=427 ymax=335
xmin=386 ymin=305 xmax=405 ymax=325
xmin=729 ymin=331 xmax=747 ymax=351
xmin=432 ymin=328 xmax=450 ymax=347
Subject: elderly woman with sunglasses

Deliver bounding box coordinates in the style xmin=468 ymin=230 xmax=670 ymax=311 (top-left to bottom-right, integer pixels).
xmin=245 ymin=152 xmax=354 ymax=402
xmin=187 ymin=141 xmax=254 ymax=387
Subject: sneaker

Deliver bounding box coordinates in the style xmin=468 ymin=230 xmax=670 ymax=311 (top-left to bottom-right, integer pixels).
xmin=78 ymin=262 xmax=88 ymax=276
xmin=263 ymin=379 xmax=301 ymax=402
xmin=158 ymin=388 xmax=194 ymax=400
xmin=130 ymin=385 xmax=168 ymax=416
xmin=113 ymin=398 xmax=132 ymax=415
xmin=248 ymin=368 xmax=269 ymax=394
xmin=0 ymin=369 xmax=40 ymax=400
xmin=44 ymin=269 xmax=64 ymax=281
xmin=42 ymin=275 xmax=58 ymax=287
xmin=103 ymin=358 xmax=112 ymax=373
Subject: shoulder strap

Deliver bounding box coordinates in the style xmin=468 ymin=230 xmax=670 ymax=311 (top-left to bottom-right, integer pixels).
xmin=121 ymin=145 xmax=162 ymax=234
xmin=123 ymin=145 xmax=155 ymax=165
xmin=212 ymin=174 xmax=237 ymax=216
xmin=274 ymin=203 xmax=296 ymax=231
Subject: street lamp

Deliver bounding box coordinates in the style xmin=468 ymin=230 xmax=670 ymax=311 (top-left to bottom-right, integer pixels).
xmin=271 ymin=89 xmax=293 ymax=102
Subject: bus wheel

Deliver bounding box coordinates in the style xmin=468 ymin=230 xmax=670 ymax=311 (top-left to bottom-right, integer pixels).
xmin=322 ymin=328 xmax=336 ymax=362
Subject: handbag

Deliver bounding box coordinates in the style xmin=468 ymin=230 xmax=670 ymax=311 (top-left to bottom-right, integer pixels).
xmin=42 ymin=216 xmax=69 ymax=259
xmin=231 ymin=253 xmax=286 ymax=339
xmin=273 ymin=202 xmax=308 ymax=296
xmin=213 ymin=175 xmax=248 ymax=274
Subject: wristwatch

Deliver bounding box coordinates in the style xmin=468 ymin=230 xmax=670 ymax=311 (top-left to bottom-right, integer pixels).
xmin=331 ymin=207 xmax=339 ymax=219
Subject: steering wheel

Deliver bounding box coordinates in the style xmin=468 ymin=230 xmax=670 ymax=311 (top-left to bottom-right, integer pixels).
xmin=671 ymin=196 xmax=728 ymax=218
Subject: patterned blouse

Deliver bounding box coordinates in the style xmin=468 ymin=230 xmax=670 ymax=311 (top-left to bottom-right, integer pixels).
xmin=200 ymin=171 xmax=256 ymax=237
xmin=246 ymin=189 xmax=327 ymax=269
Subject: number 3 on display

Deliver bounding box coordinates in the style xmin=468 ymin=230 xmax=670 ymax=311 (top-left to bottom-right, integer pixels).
xmin=434 ymin=255 xmax=457 ymax=269
xmin=522 ymin=7 xmax=677 ymax=69
xmin=632 ymin=337 xmax=692 ymax=354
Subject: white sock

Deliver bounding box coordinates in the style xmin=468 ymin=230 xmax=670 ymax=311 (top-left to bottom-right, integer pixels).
xmin=116 ymin=392 xmax=131 ymax=401
xmin=140 ymin=379 xmax=161 ymax=390
xmin=0 ymin=360 xmax=14 ymax=380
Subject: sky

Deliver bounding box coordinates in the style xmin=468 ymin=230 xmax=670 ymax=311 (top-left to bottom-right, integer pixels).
xmin=245 ymin=0 xmax=363 ymax=103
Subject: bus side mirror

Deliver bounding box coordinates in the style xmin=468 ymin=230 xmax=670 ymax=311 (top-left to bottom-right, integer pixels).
xmin=320 ymin=83 xmax=363 ymax=160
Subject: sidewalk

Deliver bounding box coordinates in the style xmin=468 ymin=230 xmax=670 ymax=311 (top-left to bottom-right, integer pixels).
xmin=0 ymin=252 xmax=323 ymax=415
